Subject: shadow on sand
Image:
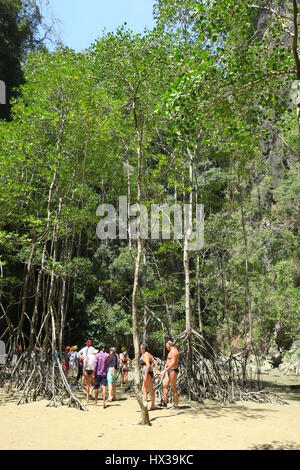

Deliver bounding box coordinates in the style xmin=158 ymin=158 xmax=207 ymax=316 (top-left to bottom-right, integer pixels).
xmin=250 ymin=440 xmax=300 ymax=450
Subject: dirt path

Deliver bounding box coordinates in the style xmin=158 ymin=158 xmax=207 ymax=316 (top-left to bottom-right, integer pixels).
xmin=0 ymin=372 xmax=299 ymax=450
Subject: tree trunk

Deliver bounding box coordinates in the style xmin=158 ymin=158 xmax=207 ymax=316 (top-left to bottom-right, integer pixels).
xmin=195 ymin=190 xmax=203 ymax=334
xmin=43 ymin=198 xmax=62 ymax=353
xmin=30 ymin=104 xmax=65 ymax=352
xmin=238 ymin=179 xmax=252 ymax=345
xmin=142 ymin=248 xmax=148 ymax=343
xmin=196 ymin=254 xmax=203 ymax=334
xmin=126 ymin=154 xmax=132 ymax=250
xmin=296 ymin=80 xmax=300 ymax=130
xmin=184 ymin=148 xmax=194 ymax=398
xmin=131 ymin=98 xmax=150 ymax=426
xmin=17 ymin=243 xmax=35 ymax=340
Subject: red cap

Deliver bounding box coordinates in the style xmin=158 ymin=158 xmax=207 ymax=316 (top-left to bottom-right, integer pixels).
xmin=65 ymin=346 xmax=71 ymax=351
xmin=18 ymin=346 xmax=22 ymax=352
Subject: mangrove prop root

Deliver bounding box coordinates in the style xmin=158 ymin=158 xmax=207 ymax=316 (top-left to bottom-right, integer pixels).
xmin=152 ymin=329 xmax=286 ymax=405
xmin=2 ymin=329 xmax=285 ymax=409
xmin=2 ymin=351 xmax=86 ymax=410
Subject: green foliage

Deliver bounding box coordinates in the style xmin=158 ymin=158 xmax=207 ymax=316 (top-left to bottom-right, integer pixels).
xmin=86 ymin=295 xmax=131 ymax=348
xmin=0 ymin=0 xmax=43 ymax=119
xmin=1 ymin=0 xmax=300 ymax=354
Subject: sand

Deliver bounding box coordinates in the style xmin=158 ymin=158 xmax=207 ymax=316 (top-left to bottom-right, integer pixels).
xmin=0 ymin=371 xmax=299 ymax=450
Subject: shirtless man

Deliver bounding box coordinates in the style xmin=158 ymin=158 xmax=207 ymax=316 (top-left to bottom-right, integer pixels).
xmin=160 ymin=341 xmax=180 ymax=409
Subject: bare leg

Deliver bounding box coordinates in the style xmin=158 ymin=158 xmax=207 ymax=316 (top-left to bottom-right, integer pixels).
xmin=112 ymin=383 xmax=117 ymax=400
xmin=90 ymin=374 xmax=94 ymax=397
xmin=142 ymin=379 xmax=147 ymax=404
xmin=94 ymin=387 xmax=98 ymax=406
xmin=170 ymin=372 xmax=178 ymax=407
xmin=108 ymin=384 xmax=113 ymax=401
xmin=163 ymin=373 xmax=170 ymax=405
xmin=148 ymin=378 xmax=155 ymax=409
xmin=85 ymin=374 xmax=91 ymax=401
xmin=102 ymin=385 xmax=106 ymax=408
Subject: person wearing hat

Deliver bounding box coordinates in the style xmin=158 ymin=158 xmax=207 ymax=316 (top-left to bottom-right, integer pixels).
xmin=93 ymin=344 xmax=110 ymax=408
xmin=70 ymin=345 xmax=78 ymax=379
xmin=64 ymin=346 xmax=71 ymax=378
xmin=76 ymin=351 xmax=84 ymax=384
xmin=107 ymin=347 xmax=119 ymax=402
xmin=78 ymin=340 xmax=98 ymax=401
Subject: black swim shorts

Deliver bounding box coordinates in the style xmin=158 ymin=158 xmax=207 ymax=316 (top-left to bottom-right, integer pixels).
xmin=94 ymin=374 xmax=108 ymax=388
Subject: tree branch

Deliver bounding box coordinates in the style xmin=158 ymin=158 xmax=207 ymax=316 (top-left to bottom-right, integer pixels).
xmin=292 ymin=0 xmax=300 ymax=79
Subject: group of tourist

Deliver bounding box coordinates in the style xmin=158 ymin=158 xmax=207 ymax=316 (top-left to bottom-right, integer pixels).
xmin=62 ymin=340 xmax=180 ymax=410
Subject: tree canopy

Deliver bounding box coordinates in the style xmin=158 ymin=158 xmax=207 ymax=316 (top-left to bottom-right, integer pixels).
xmin=0 ymin=0 xmax=299 ymax=365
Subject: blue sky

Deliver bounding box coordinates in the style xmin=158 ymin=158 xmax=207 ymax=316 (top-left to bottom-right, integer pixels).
xmin=43 ymin=0 xmax=156 ymax=51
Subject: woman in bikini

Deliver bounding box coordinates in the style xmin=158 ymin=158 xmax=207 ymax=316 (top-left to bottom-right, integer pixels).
xmin=140 ymin=343 xmax=159 ymax=411
xmin=120 ymin=347 xmax=130 ymax=387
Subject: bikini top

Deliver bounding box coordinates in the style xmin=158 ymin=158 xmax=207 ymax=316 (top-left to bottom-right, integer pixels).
xmin=140 ymin=355 xmax=153 ymax=371
xmin=121 ymin=354 xmax=128 ymax=364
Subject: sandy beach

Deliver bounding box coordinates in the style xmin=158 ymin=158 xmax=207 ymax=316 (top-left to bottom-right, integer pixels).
xmin=0 ymin=371 xmax=299 ymax=450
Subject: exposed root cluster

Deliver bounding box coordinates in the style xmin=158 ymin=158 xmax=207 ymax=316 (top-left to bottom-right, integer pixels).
xmin=1 ymin=329 xmax=286 ymax=410
xmin=152 ymin=329 xmax=286 ymax=405
xmin=2 ymin=351 xmax=86 ymax=410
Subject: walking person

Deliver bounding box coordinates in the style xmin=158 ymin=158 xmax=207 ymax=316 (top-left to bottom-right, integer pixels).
xmin=93 ymin=344 xmax=110 ymax=408
xmin=140 ymin=343 xmax=159 ymax=411
xmin=160 ymin=340 xmax=180 ymax=409
xmin=78 ymin=339 xmax=98 ymax=402
xmin=107 ymin=347 xmax=119 ymax=402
